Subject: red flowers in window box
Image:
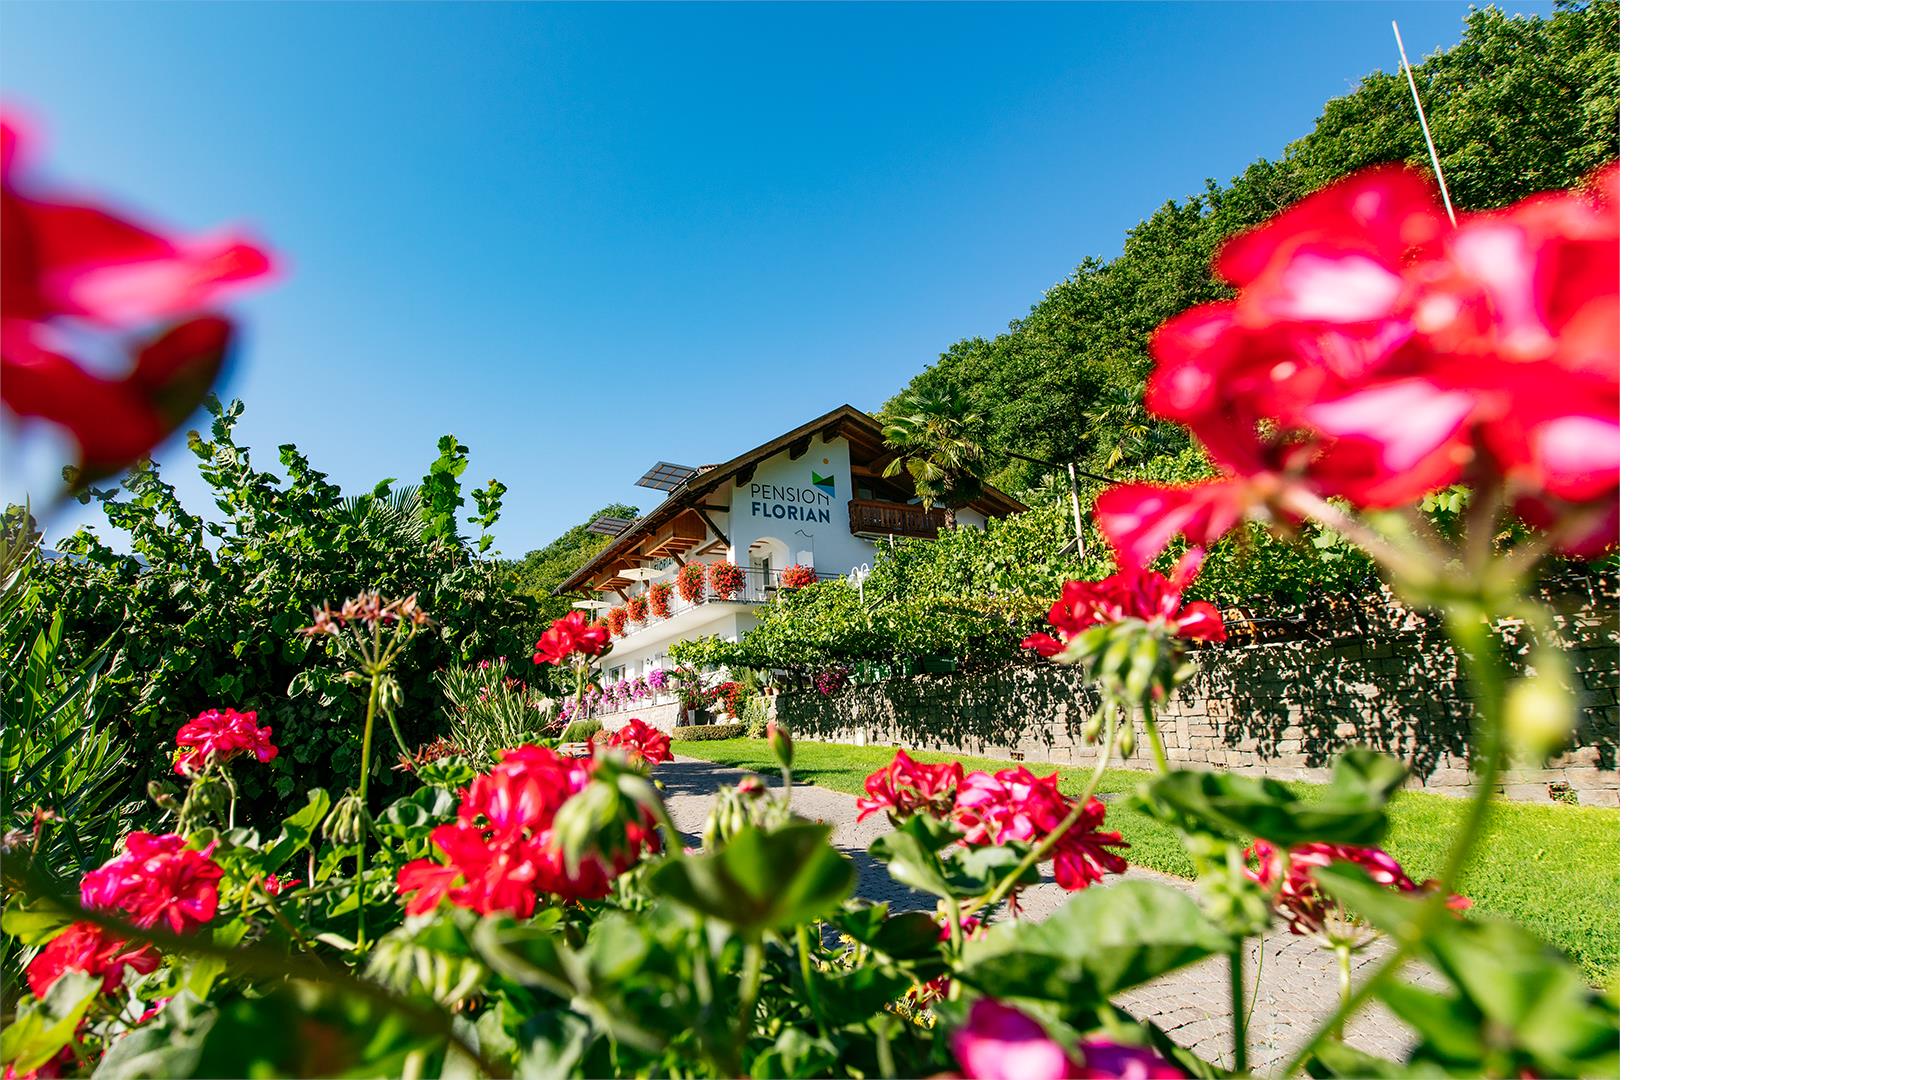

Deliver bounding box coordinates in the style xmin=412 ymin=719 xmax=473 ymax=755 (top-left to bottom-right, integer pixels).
xmin=854 ymin=750 xmax=963 ymax=824
xmin=532 ymin=611 xmax=611 ymax=666
xmin=648 ymin=583 xmax=672 ymax=619
xmin=606 ymin=606 xmax=629 ymax=636
xmin=708 ymin=561 xmax=746 ymax=600
xmin=171 ymin=707 xmax=278 ymax=777
xmin=396 ymin=745 xmax=661 ymax=918
xmin=2 ymin=112 xmax=275 ymax=481
xmin=780 ymin=564 xmax=817 ymax=590
xmin=1020 ymin=563 xmax=1225 ymax=658
xmin=677 ymin=562 xmax=707 ymax=603
xmin=624 ymin=595 xmax=647 ymax=622
xmin=1095 ymin=164 xmax=1620 ymax=570
xmin=709 ymin=680 xmax=747 ymax=718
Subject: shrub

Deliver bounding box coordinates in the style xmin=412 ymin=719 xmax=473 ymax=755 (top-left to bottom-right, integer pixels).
xmin=677 ymin=562 xmax=707 ymax=603
xmin=29 ymin=401 xmax=534 ymax=819
xmin=435 ymin=661 xmax=549 ymax=762
xmin=780 ymin=564 xmax=817 ymax=590
xmin=708 ymin=561 xmax=745 ymax=600
xmin=648 ymin=582 xmax=672 ymax=618
xmin=558 ymin=718 xmax=604 ymax=743
xmin=671 ymin=721 xmax=747 ymax=741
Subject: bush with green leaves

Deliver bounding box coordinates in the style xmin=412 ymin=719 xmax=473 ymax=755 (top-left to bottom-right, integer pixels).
xmin=434 ymin=660 xmax=550 ymax=762
xmin=673 ymin=722 xmax=747 ymax=742
xmin=22 ymin=400 xmax=538 ymax=821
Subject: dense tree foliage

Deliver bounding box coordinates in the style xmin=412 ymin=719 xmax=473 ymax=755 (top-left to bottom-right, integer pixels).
xmin=501 ymin=502 xmax=639 ymax=625
xmin=24 ymin=401 xmax=536 ymax=818
xmin=885 ymin=2 xmax=1620 ymax=491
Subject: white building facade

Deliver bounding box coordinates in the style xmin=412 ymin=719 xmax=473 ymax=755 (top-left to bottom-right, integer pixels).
xmin=555 ymin=405 xmax=1021 ymax=725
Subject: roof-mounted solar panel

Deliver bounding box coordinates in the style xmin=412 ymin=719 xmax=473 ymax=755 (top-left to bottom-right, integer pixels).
xmin=636 ymin=461 xmax=698 ymax=492
xmin=586 ymin=515 xmax=636 ymax=537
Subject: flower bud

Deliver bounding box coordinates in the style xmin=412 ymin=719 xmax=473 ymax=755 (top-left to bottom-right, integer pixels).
xmin=1506 ymin=675 xmax=1576 ymax=762
xmin=767 ymin=720 xmax=793 ymax=770
xmin=148 ymin=780 xmax=182 ymax=811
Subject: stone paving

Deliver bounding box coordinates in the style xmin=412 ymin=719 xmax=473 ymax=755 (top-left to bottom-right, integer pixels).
xmin=654 ymin=756 xmax=1421 ymax=1073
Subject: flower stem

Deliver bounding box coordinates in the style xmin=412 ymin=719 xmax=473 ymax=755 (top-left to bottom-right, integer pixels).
xmin=1333 ymin=943 xmax=1352 ymax=1042
xmin=354 ymin=671 xmax=379 ymax=953
xmin=1276 ymin=603 xmax=1511 ymax=1076
xmin=1229 ymin=941 xmax=1250 ymax=1074
xmin=1142 ymin=702 xmax=1171 ymax=774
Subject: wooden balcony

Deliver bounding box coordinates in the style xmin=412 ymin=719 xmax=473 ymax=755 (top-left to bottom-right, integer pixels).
xmin=847 ymin=499 xmax=953 ymax=540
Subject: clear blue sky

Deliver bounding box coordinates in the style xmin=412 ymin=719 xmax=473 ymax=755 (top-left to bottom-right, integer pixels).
xmin=2 ymin=1 xmax=1547 ymax=557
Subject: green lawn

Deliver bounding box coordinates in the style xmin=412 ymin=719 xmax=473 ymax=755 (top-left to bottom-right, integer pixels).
xmin=677 ymin=737 xmax=1620 ymax=983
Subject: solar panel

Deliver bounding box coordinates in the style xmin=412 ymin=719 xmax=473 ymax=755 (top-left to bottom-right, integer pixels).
xmin=586 ymin=515 xmax=635 ymax=537
xmin=635 ymin=461 xmax=698 ymax=492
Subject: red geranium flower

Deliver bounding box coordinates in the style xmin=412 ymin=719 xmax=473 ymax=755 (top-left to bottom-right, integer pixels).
xmin=531 ymin=611 xmax=611 ymax=666
xmin=1020 ymin=563 xmax=1225 ymax=658
xmin=79 ymin=831 xmax=223 ymax=934
xmin=594 ymin=718 xmax=674 ymax=766
xmin=171 ymin=707 xmax=278 ymax=777
xmin=1 ymin=112 xmax=274 ymax=479
xmin=854 ymin=750 xmax=964 ymax=823
xmin=397 ymin=744 xmax=661 ymax=918
xmin=24 ymin=921 xmax=159 ymax=999
xmin=1244 ymin=839 xmax=1470 ymax=947
xmin=1096 ymin=164 xmax=1619 ymax=570
xmin=953 ymin=767 xmax=1128 ymax=892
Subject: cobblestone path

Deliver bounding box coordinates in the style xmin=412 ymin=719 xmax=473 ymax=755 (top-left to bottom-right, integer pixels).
xmin=655 ymin=756 xmax=1419 ymax=1072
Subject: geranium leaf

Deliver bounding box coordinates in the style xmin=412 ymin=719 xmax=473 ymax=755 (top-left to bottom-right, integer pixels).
xmin=957 ymin=880 xmax=1232 ymax=1002
xmin=649 ymin=820 xmax=855 ymax=933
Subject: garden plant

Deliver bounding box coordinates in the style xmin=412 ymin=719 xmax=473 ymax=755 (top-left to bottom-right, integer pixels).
xmin=1 ymin=68 xmax=1617 ymax=1080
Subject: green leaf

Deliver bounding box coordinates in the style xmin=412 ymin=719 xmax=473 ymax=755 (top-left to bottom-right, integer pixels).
xmin=648 ymin=820 xmax=856 ymax=933
xmin=1373 ymin=980 xmax=1488 ymax=1067
xmin=0 ymin=972 xmax=100 ymax=1071
xmin=261 ymin=787 xmax=331 ymax=873
xmin=1133 ymin=749 xmax=1406 ymax=846
xmin=958 ymin=881 xmax=1233 ymax=1002
xmin=867 ymin=815 xmax=961 ymax=900
xmin=518 ymin=1011 xmax=593 ymax=1080
xmin=471 ymin=917 xmax=577 ymax=998
xmin=832 ymin=904 xmax=943 ymax=963
xmin=0 ymin=898 xmax=74 ymax=946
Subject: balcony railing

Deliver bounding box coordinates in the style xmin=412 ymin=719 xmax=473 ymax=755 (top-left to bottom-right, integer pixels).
xmin=847 ymin=498 xmax=953 ymax=540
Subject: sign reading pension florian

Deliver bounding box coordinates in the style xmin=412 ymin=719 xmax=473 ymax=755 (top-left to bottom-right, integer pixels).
xmin=747 ymin=472 xmax=837 ymax=523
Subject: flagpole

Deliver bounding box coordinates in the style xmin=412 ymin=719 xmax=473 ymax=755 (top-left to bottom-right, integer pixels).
xmin=1392 ymin=20 xmax=1457 ymax=226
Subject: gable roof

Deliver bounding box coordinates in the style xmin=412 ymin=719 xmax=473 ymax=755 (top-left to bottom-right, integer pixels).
xmin=554 ymin=404 xmax=1024 ymax=595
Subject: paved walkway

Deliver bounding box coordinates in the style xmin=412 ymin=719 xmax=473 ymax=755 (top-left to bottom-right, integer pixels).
xmin=654 ymin=757 xmax=1421 ymax=1072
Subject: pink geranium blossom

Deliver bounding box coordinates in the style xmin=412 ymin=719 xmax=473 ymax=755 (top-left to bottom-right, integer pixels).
xmin=24 ymin=922 xmax=159 ymax=999
xmin=952 ymin=999 xmax=1184 ymax=1079
xmin=954 ymin=767 xmax=1128 ymax=892
xmin=1244 ymin=839 xmax=1470 ymax=947
xmin=80 ymin=831 xmax=223 ymax=935
xmin=171 ymin=707 xmax=278 ymax=777
xmin=854 ymin=750 xmax=964 ymax=823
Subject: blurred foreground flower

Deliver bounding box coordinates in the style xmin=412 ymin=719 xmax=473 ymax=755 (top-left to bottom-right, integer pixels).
xmin=1 ymin=111 xmax=275 ymax=481
xmin=1097 ymin=164 xmax=1619 ymax=568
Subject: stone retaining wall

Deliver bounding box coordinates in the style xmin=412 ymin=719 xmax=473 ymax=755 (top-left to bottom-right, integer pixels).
xmin=774 ymin=594 xmax=1620 ymax=806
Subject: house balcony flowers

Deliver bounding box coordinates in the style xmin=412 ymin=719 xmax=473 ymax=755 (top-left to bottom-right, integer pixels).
xmin=709 ymin=561 xmax=745 ymax=600
xmin=677 ymin=562 xmax=707 ymax=604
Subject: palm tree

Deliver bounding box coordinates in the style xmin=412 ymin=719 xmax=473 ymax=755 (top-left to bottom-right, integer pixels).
xmin=880 ymin=388 xmax=987 ymax=508
xmin=1085 ymin=378 xmax=1158 ymax=471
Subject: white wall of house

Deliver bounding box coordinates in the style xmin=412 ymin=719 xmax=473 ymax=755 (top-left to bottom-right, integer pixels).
xmin=728 ymin=434 xmax=875 ymax=576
